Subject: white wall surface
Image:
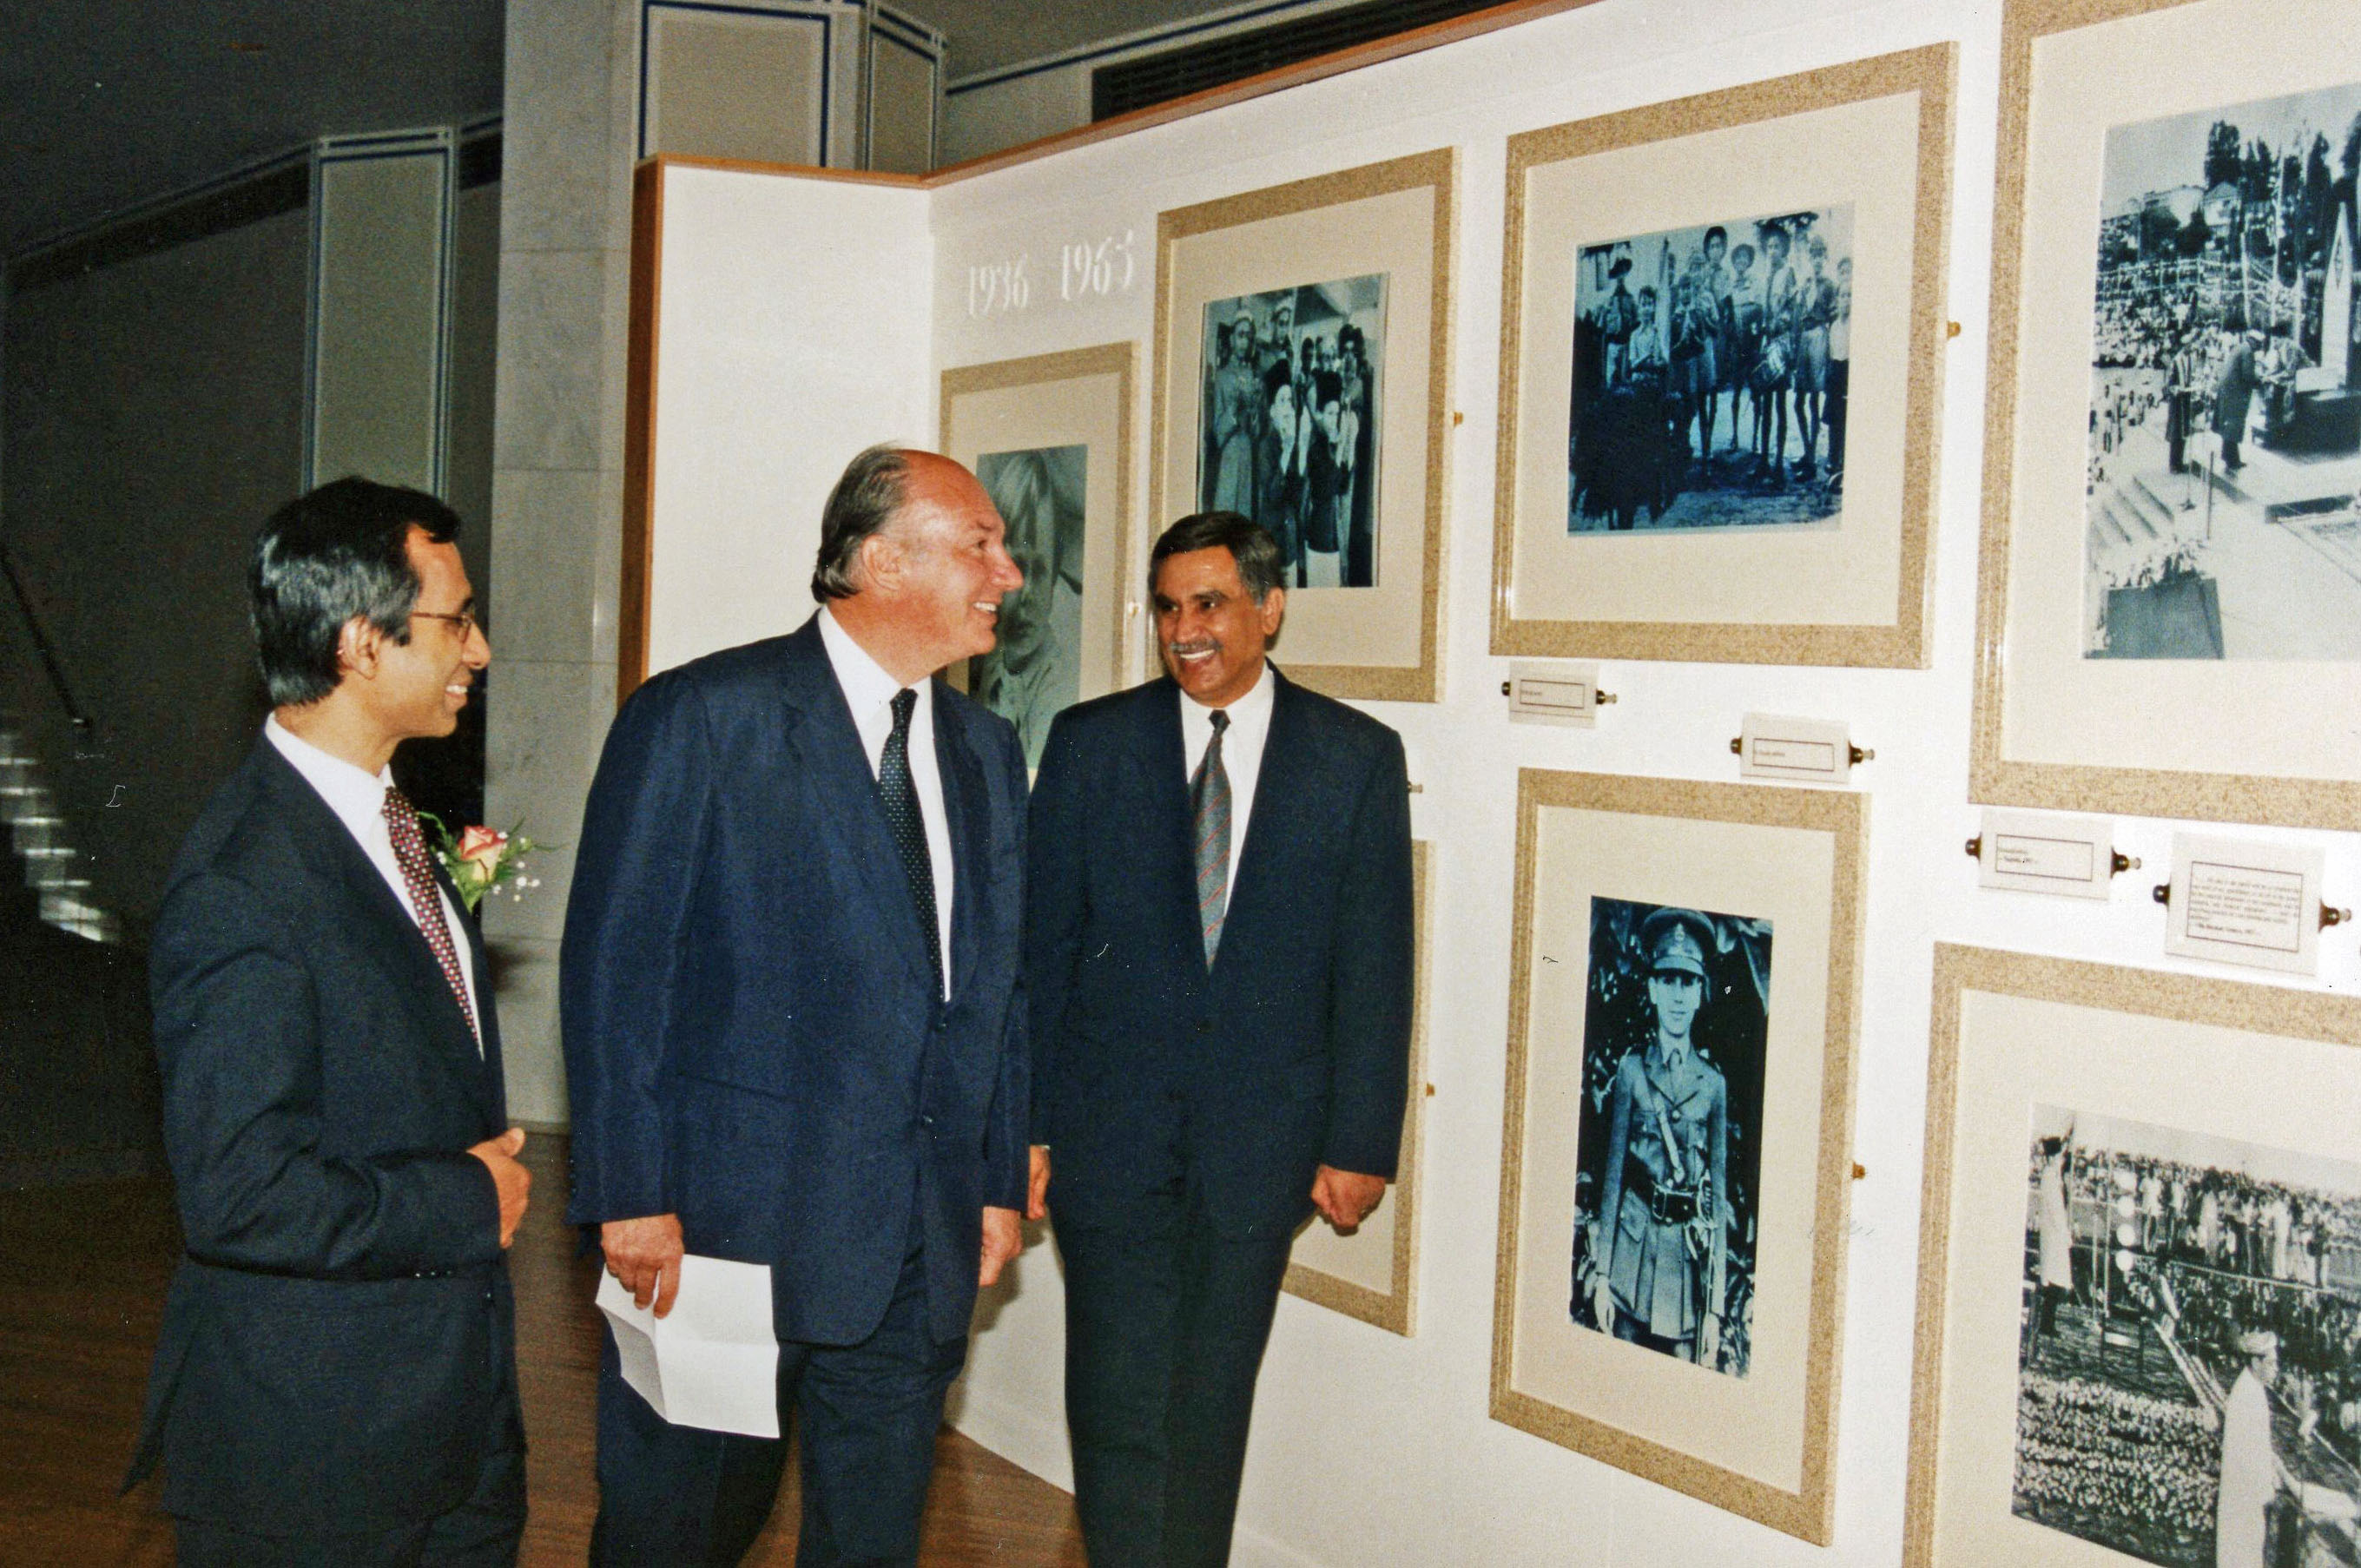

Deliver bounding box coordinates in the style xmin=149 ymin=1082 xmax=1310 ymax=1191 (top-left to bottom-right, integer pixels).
xmin=645 ymin=166 xmax=931 ymax=674
xmin=639 ymin=0 xmax=2361 ymax=1561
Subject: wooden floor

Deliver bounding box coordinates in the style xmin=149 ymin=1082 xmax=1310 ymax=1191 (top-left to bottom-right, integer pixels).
xmin=0 ymin=1136 xmax=1087 ymax=1565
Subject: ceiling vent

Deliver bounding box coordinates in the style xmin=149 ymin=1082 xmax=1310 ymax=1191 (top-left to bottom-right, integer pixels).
xmin=1091 ymin=0 xmax=1506 ymax=121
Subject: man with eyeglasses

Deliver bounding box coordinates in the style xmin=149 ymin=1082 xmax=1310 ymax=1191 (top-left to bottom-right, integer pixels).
xmin=129 ymin=478 xmax=531 ymax=1565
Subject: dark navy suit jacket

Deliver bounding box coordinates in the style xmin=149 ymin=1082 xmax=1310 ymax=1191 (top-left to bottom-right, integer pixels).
xmin=1026 ymin=669 xmax=1414 ymax=1236
xmin=130 ymin=740 xmax=516 ymax=1534
xmin=561 ymin=616 xmax=1029 ymax=1346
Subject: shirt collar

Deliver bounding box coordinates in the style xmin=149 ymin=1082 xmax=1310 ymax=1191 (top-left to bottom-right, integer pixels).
xmin=1180 ymin=660 xmax=1276 ymax=728
xmin=1652 ymin=1036 xmax=1690 ymax=1076
xmin=817 ymin=603 xmax=926 ymax=721
xmin=264 ymin=715 xmax=392 ymax=841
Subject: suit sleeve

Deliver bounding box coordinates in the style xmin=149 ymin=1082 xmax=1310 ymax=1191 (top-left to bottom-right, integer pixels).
xmin=1319 ymin=728 xmax=1415 ymax=1176
xmin=561 ymin=672 xmax=714 ymax=1225
xmin=979 ymin=728 xmax=1032 ymax=1209
xmin=1022 ymin=708 xmax=1092 ymax=1147
xmin=152 ymin=872 xmax=502 ymax=1279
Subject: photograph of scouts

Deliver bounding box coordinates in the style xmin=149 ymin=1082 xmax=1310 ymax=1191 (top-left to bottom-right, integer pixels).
xmin=1568 ymin=208 xmax=1853 ymax=535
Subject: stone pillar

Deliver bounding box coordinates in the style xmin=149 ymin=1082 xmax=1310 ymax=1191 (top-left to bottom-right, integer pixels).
xmin=482 ymin=0 xmax=639 ymax=1126
xmin=483 ymin=0 xmax=946 ymax=1126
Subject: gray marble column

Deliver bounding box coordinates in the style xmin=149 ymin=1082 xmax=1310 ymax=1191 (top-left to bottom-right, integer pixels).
xmin=482 ymin=0 xmax=637 ymax=1127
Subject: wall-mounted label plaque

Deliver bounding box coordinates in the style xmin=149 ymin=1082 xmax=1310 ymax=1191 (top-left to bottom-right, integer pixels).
xmin=1735 ymin=714 xmax=1863 ymax=787
xmin=2162 ymin=833 xmax=2325 ymax=977
xmin=1503 ymin=662 xmax=1611 ymax=728
xmin=1974 ymin=809 xmax=2115 ymax=900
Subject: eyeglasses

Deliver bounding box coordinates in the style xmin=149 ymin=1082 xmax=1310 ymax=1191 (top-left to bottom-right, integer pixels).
xmin=411 ymin=609 xmax=483 ymax=641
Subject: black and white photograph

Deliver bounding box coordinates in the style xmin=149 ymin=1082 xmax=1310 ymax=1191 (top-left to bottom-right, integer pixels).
xmin=1569 ymin=208 xmax=1854 ymax=534
xmin=967 ymin=444 xmax=1085 ymax=769
xmin=2082 ymin=82 xmax=2361 ymax=661
xmin=2012 ymin=1106 xmax=2361 ymax=1565
xmin=1197 ymin=273 xmax=1387 ymax=589
xmin=1569 ymin=898 xmax=1770 ymax=1380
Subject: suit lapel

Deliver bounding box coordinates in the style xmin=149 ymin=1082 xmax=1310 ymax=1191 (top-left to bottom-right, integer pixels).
xmin=1218 ymin=667 xmax=1305 ymax=961
xmin=1128 ymin=680 xmax=1197 ymax=906
xmin=253 ymin=746 xmax=491 ymax=1090
xmin=932 ymin=687 xmax=989 ymax=999
xmin=775 ymin=622 xmax=935 ymax=993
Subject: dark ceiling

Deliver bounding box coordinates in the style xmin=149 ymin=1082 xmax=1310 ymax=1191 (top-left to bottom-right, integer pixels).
xmin=0 ymin=2 xmax=506 ymax=256
xmin=0 ymin=0 xmax=1248 ymax=259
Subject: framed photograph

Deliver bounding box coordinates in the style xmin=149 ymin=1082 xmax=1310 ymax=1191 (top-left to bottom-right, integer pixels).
xmin=1492 ymin=771 xmax=1866 ymax=1542
xmin=1905 ymin=945 xmax=2361 ymax=1566
xmin=1492 ymin=46 xmax=1955 ymax=668
xmin=1151 ymin=148 xmax=1454 ymax=703
xmin=1973 ymin=0 xmax=2361 ymax=827
xmin=1285 ymin=841 xmax=1430 ymax=1334
xmin=940 ymin=343 xmax=1134 ymax=768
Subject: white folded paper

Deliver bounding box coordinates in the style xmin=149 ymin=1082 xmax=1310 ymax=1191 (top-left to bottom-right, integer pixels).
xmin=595 ymin=1254 xmax=780 ymax=1437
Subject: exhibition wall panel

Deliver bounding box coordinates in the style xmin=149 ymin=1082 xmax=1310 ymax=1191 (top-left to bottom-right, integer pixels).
xmin=632 ymin=161 xmax=929 ymax=683
xmin=623 ymin=0 xmax=2361 ymax=1561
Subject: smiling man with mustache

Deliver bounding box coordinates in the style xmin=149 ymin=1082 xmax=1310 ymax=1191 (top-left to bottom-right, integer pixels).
xmin=1024 ymin=511 xmax=1415 ymax=1567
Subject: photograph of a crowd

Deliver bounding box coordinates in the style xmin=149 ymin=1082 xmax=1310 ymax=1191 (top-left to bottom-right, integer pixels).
xmin=1197 ymin=274 xmax=1386 ymax=589
xmin=1567 ymin=206 xmax=1852 ymax=534
xmin=2082 ymin=81 xmax=2361 ymax=662
xmin=1569 ymin=899 xmax=1768 ymax=1380
xmin=2013 ymin=1107 xmax=2361 ymax=1566
xmin=967 ymin=445 xmax=1086 ymax=769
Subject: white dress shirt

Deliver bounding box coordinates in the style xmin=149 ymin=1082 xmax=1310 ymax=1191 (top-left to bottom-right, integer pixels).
xmin=264 ymin=716 xmax=482 ymax=1051
xmin=818 ymin=606 xmax=955 ymax=998
xmin=1178 ymin=662 xmax=1275 ymax=894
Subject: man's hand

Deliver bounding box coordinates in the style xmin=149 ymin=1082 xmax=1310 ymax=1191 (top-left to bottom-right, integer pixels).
xmin=603 ymin=1213 xmax=685 ymax=1317
xmin=979 ymin=1207 xmax=1023 ymax=1287
xmin=1310 ymin=1165 xmax=1387 ymax=1232
xmin=1027 ymin=1144 xmax=1052 ymax=1222
xmin=466 ymin=1128 xmax=531 ymax=1248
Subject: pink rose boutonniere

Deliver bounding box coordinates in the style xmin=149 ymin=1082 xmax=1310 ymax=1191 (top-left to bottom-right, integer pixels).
xmin=419 ymin=814 xmax=548 ymax=913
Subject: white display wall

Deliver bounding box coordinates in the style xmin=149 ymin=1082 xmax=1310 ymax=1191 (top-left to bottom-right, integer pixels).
xmin=635 ymin=0 xmax=2361 ymax=1561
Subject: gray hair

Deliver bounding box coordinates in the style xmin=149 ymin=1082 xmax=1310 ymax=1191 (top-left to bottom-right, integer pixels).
xmin=811 ymin=445 xmax=913 ymax=602
xmin=1148 ymin=512 xmax=1285 ymax=604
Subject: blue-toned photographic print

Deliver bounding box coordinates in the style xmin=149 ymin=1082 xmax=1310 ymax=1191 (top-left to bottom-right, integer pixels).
xmin=1569 ymin=207 xmax=1854 ymax=535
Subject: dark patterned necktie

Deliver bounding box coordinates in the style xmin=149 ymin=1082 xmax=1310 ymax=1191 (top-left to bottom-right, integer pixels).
xmin=382 ymin=785 xmax=479 ymax=1044
xmin=1192 ymin=709 xmax=1232 ymax=965
xmin=879 ymin=688 xmax=942 ymax=993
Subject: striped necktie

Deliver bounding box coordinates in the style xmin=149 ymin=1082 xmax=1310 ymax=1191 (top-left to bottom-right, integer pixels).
xmin=1192 ymin=708 xmax=1231 ymax=965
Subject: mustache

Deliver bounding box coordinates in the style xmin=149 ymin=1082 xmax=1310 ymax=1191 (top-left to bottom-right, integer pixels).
xmin=1164 ymin=639 xmax=1219 ymax=656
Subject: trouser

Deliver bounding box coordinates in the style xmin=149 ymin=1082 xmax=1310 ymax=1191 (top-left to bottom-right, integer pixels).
xmin=589 ymin=1228 xmax=966 ymax=1568
xmin=1057 ymin=1189 xmax=1300 ymax=1568
xmin=175 ymin=1387 xmax=524 ymax=1567
xmin=1826 ymin=359 xmax=1849 ymax=471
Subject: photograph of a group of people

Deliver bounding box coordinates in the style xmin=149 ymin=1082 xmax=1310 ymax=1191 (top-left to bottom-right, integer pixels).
xmin=2082 ymin=81 xmax=2361 ymax=662
xmin=2013 ymin=1109 xmax=2361 ymax=1567
xmin=966 ymin=445 xmax=1086 ymax=770
xmin=1568 ymin=899 xmax=1769 ymax=1380
xmin=1566 ymin=205 xmax=1853 ymax=533
xmin=1196 ymin=273 xmax=1386 ymax=588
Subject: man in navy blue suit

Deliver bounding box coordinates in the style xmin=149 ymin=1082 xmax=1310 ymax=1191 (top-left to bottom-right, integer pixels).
xmin=562 ymin=445 xmax=1032 ymax=1567
xmin=1026 ymin=512 xmax=1415 ymax=1567
xmin=131 ymin=478 xmax=532 ymax=1565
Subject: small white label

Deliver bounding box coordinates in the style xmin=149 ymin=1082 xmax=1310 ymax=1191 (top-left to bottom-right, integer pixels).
xmin=1506 ymin=662 xmax=1602 ymax=728
xmin=1976 ymin=808 xmax=2114 ymax=900
xmin=1737 ymin=715 xmax=1852 ymax=785
xmin=2164 ymin=833 xmax=2323 ymax=975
